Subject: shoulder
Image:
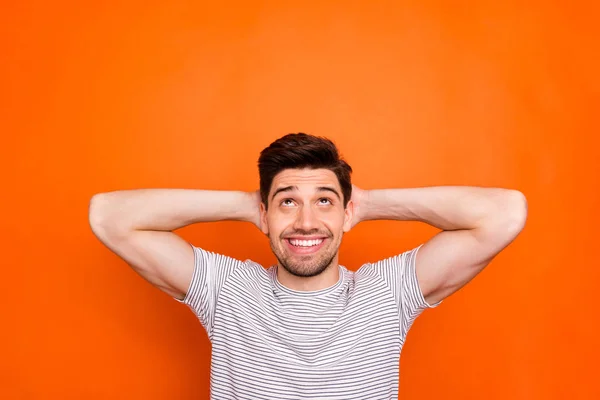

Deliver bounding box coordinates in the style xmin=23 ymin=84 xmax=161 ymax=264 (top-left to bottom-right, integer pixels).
xmin=355 ymin=261 xmax=382 ymax=279
xmin=223 ymin=258 xmax=272 ymax=287
xmin=352 ymin=262 xmax=391 ymax=291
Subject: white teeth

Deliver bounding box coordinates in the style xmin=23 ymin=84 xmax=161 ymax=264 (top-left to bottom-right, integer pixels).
xmin=289 ymin=239 xmax=323 ymax=247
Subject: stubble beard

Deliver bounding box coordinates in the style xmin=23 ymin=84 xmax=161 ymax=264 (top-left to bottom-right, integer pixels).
xmin=269 ymin=234 xmax=341 ymax=278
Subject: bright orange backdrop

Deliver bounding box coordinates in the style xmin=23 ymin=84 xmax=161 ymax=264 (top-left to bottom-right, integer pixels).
xmin=2 ymin=1 xmax=599 ymax=399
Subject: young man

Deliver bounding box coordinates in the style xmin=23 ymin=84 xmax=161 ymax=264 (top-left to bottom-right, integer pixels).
xmin=89 ymin=133 xmax=527 ymax=399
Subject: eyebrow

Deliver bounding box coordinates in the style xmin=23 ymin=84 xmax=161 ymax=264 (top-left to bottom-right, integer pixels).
xmin=271 ymin=186 xmax=341 ymax=202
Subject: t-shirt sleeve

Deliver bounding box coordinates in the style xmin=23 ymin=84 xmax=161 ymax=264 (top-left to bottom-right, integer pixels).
xmin=174 ymin=244 xmax=245 ymax=339
xmin=367 ymin=244 xmax=442 ymax=342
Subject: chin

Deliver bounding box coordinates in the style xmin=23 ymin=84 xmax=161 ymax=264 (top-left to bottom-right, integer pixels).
xmin=279 ymin=252 xmax=338 ymax=278
xmin=281 ymin=262 xmax=329 ymax=278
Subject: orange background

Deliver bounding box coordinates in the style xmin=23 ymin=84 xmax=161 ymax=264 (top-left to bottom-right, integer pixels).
xmin=2 ymin=1 xmax=599 ymax=399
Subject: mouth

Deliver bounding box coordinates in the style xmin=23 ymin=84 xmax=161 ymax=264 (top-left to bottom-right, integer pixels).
xmin=284 ymin=237 xmax=328 ymax=255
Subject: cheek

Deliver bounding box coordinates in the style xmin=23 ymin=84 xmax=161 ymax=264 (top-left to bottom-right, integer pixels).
xmin=324 ymin=214 xmax=346 ymax=232
xmin=267 ymin=215 xmax=289 ymax=236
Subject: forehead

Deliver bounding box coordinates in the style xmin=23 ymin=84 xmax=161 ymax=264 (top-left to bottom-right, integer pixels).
xmin=270 ymin=168 xmax=340 ymax=192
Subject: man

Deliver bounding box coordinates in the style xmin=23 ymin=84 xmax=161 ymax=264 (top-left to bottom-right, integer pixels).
xmin=89 ymin=132 xmax=527 ymax=399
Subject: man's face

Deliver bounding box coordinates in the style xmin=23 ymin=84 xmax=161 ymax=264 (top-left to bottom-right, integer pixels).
xmin=260 ymin=168 xmax=353 ymax=277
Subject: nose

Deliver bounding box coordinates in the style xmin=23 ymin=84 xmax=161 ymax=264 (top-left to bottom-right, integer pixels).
xmin=293 ymin=205 xmax=319 ymax=231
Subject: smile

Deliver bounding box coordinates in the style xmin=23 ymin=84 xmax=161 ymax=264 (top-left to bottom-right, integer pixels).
xmin=285 ymin=238 xmax=327 ymax=254
xmin=288 ymin=239 xmax=324 ymax=247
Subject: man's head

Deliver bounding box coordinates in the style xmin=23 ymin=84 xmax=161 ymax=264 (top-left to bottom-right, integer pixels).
xmin=258 ymin=133 xmax=354 ymax=278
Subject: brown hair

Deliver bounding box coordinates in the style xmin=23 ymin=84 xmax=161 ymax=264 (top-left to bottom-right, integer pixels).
xmin=258 ymin=133 xmax=353 ymax=209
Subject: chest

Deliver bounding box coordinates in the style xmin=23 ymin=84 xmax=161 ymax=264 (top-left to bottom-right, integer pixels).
xmin=211 ymin=280 xmax=401 ymax=367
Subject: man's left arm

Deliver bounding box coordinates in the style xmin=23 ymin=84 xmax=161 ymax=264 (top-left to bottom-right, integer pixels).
xmin=353 ymin=186 xmax=528 ymax=305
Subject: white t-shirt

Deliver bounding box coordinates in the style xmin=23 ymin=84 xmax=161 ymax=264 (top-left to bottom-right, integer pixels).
xmin=176 ymin=244 xmax=440 ymax=400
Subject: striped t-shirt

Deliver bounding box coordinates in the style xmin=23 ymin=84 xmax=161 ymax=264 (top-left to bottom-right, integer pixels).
xmin=176 ymin=244 xmax=440 ymax=400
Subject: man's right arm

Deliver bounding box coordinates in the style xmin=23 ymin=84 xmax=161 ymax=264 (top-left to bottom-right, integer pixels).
xmin=88 ymin=189 xmax=261 ymax=299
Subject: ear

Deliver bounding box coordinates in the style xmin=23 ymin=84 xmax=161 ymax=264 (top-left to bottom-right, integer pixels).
xmin=342 ymin=199 xmax=354 ymax=233
xmin=259 ymin=201 xmax=269 ymax=235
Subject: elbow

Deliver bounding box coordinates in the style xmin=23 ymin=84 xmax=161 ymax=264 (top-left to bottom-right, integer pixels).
xmin=88 ymin=193 xmax=109 ymax=237
xmin=478 ymin=190 xmax=528 ymax=248
xmin=88 ymin=193 xmax=128 ymax=239
xmin=503 ymin=190 xmax=528 ymax=234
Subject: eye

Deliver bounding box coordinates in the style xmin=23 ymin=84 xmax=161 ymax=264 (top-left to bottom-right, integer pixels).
xmin=319 ymin=198 xmax=333 ymax=205
xmin=281 ymin=198 xmax=295 ymax=207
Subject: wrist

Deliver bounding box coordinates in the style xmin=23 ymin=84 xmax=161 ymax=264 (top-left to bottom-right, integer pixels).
xmin=243 ymin=190 xmax=262 ymax=227
xmin=351 ymin=187 xmax=371 ymax=226
xmin=359 ymin=189 xmax=373 ymax=222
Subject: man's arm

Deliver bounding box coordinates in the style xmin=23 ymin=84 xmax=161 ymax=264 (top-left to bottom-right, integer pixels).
xmin=354 ymin=186 xmax=528 ymax=305
xmin=88 ymin=189 xmax=261 ymax=299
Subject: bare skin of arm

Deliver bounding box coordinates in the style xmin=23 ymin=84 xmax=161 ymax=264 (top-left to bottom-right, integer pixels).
xmin=90 ymin=184 xmax=527 ymax=305
xmin=351 ymin=186 xmax=528 ymax=305
xmin=88 ymin=189 xmax=261 ymax=299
